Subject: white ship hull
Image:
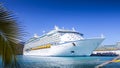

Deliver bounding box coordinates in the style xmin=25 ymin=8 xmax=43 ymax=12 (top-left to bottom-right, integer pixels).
xmin=24 ymin=38 xmax=104 ymax=56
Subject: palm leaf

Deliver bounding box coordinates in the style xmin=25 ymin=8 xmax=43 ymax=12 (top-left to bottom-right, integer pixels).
xmin=0 ymin=4 xmax=23 ymax=68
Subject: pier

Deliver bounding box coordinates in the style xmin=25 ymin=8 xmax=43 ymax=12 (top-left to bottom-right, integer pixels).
xmin=95 ymin=56 xmax=120 ymax=68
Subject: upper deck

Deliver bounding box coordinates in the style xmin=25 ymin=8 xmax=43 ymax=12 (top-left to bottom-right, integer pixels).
xmin=25 ymin=26 xmax=84 ymax=46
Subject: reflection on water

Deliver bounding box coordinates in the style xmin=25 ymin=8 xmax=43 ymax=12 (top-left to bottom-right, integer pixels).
xmin=1 ymin=56 xmax=120 ymax=68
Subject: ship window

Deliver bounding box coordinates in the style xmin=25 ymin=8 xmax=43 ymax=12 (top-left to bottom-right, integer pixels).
xmin=71 ymin=51 xmax=75 ymax=53
xmin=25 ymin=49 xmax=30 ymax=52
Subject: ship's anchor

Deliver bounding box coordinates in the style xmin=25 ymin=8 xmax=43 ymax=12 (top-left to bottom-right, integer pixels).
xmin=72 ymin=43 xmax=76 ymax=46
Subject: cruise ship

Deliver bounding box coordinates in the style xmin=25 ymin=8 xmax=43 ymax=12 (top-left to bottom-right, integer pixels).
xmin=23 ymin=26 xmax=104 ymax=56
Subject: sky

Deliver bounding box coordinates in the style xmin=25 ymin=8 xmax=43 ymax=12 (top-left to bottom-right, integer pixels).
xmin=1 ymin=0 xmax=120 ymax=45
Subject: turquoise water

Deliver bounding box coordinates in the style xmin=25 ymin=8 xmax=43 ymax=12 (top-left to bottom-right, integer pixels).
xmin=1 ymin=56 xmax=120 ymax=68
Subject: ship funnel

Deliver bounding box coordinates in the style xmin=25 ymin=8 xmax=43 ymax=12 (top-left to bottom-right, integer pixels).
xmin=34 ymin=33 xmax=39 ymax=38
xmin=72 ymin=27 xmax=75 ymax=31
xmin=54 ymin=25 xmax=59 ymax=30
xmin=101 ymin=34 xmax=105 ymax=38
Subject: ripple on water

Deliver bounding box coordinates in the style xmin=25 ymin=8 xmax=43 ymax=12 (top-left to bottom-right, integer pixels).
xmin=1 ymin=56 xmax=119 ymax=68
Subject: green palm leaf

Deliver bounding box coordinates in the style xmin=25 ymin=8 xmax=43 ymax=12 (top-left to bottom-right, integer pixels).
xmin=0 ymin=4 xmax=23 ymax=68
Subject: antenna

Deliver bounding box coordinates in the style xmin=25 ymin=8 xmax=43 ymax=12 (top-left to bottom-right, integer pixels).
xmin=72 ymin=27 xmax=75 ymax=31
xmin=54 ymin=25 xmax=59 ymax=30
xmin=101 ymin=34 xmax=105 ymax=38
xmin=34 ymin=33 xmax=39 ymax=38
xmin=62 ymin=27 xmax=64 ymax=29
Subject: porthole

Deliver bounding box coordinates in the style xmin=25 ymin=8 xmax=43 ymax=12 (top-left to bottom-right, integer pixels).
xmin=71 ymin=51 xmax=75 ymax=53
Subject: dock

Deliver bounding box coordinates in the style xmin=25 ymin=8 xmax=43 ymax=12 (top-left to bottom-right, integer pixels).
xmin=95 ymin=56 xmax=120 ymax=68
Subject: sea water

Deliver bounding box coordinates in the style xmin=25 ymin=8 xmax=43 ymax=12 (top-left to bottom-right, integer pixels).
xmin=1 ymin=56 xmax=120 ymax=68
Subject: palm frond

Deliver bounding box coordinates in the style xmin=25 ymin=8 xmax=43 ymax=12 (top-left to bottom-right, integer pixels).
xmin=0 ymin=4 xmax=22 ymax=68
